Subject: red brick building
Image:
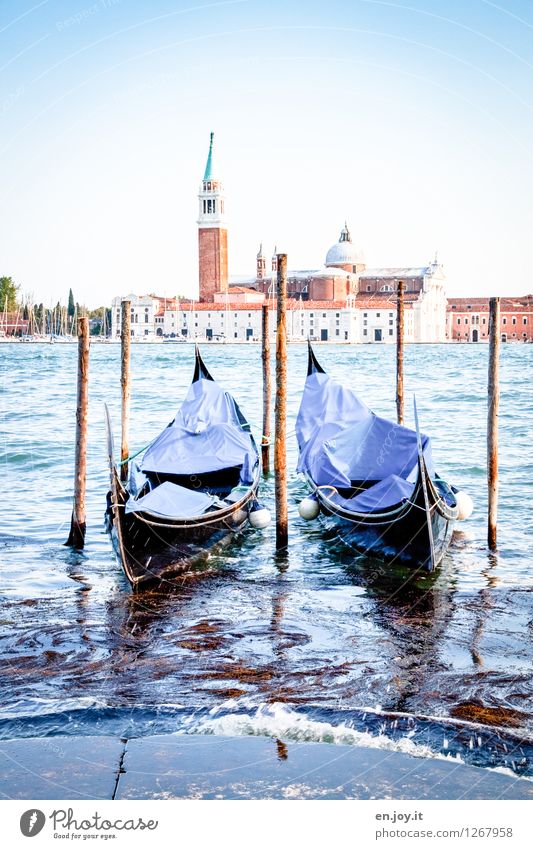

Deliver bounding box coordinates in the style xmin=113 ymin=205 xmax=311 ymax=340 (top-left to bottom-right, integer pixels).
xmin=446 ymin=296 xmax=533 ymax=342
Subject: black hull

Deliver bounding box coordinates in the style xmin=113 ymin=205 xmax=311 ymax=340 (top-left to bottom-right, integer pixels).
xmin=106 ymin=466 xmax=259 ymax=588
xmin=309 ymin=467 xmax=457 ymax=571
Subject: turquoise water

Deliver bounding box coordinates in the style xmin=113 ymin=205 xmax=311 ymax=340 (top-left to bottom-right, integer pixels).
xmin=0 ymin=342 xmax=532 ymax=777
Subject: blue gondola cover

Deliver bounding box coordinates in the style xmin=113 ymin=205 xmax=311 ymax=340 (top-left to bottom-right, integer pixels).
xmin=296 ymin=371 xmax=435 ymax=513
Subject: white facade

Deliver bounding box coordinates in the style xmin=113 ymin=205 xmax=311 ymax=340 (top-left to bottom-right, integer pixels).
xmin=111 ymin=294 xmax=160 ymax=339
xmin=110 ymin=286 xmax=446 ymax=343
xmin=109 ymin=298 xmax=427 ymax=343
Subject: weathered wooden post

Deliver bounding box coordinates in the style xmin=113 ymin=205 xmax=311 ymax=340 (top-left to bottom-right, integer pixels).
xmin=120 ymin=299 xmax=131 ymax=483
xmin=66 ymin=316 xmax=90 ymax=548
xmin=261 ymin=303 xmax=271 ymax=474
xmin=396 ymin=279 xmax=405 ymax=425
xmin=275 ymin=254 xmax=288 ymax=550
xmin=487 ymin=296 xmax=500 ymax=550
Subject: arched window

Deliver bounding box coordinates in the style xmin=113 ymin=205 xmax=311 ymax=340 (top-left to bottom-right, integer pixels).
xmin=380 ymin=284 xmax=392 ymax=292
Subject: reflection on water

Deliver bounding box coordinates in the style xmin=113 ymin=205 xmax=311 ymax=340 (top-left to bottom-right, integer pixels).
xmin=0 ymin=343 xmax=532 ymax=777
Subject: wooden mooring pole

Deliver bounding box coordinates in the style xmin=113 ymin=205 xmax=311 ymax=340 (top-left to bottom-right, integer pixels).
xmin=120 ymin=299 xmax=131 ymax=483
xmin=396 ymin=279 xmax=405 ymax=425
xmin=275 ymin=254 xmax=288 ymax=550
xmin=261 ymin=303 xmax=271 ymax=474
xmin=66 ymin=316 xmax=90 ymax=548
xmin=487 ymin=296 xmax=500 ymax=550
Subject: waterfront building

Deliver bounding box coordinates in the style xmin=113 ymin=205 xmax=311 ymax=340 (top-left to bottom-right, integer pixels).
xmin=447 ymin=296 xmax=533 ymax=342
xmin=109 ymin=133 xmax=454 ymax=343
xmin=111 ymin=294 xmax=177 ymax=340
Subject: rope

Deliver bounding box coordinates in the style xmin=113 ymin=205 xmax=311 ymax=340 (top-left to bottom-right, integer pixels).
xmin=317 ymin=484 xmax=339 ymax=496
xmin=118 ymin=441 xmax=152 ymax=466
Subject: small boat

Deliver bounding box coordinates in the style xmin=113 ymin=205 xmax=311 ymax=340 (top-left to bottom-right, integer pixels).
xmin=296 ymin=344 xmax=470 ymax=571
xmin=105 ymin=346 xmax=268 ymax=587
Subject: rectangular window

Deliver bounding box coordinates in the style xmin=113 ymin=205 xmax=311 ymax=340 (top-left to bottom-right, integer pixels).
xmin=336 ymin=319 xmax=340 ymax=325
xmin=482 ymin=317 xmax=486 ymax=324
xmin=322 ymin=313 xmax=326 ymax=318
xmin=457 ymin=318 xmax=461 ymax=324
xmin=389 ymin=313 xmax=393 ymax=318
xmin=503 ymin=317 xmax=507 ymax=324
xmin=389 ymin=320 xmax=393 ymax=325
xmin=376 ymin=313 xmax=380 ymax=317
xmin=363 ymin=329 xmax=367 ymax=336
xmin=336 ymin=313 xmax=340 ymax=318
xmin=335 ymin=329 xmax=340 ymax=336
xmin=389 ymin=328 xmax=393 ymax=336
xmin=145 ymin=314 xmax=149 ymax=322
xmin=363 ymin=320 xmax=367 ymax=326
xmin=523 ymin=317 xmax=528 ymax=325
xmin=512 ymin=317 xmax=517 ymax=324
xmin=465 ymin=317 xmax=468 ymax=324
xmin=363 ymin=313 xmax=367 ymax=318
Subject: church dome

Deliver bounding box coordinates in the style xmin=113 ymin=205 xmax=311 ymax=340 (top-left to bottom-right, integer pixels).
xmin=325 ymin=224 xmax=365 ymax=268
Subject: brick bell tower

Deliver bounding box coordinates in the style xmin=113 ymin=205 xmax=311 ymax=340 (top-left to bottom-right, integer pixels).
xmin=198 ymin=132 xmax=228 ymax=302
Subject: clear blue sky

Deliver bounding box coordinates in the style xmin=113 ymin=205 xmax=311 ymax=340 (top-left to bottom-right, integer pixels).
xmin=1 ymin=0 xmax=532 ymax=306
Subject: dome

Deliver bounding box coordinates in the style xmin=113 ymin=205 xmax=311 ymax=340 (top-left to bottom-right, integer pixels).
xmin=325 ymin=224 xmax=365 ymax=268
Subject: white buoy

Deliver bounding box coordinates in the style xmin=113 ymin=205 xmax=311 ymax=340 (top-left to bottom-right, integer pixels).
xmin=455 ymin=490 xmax=473 ymax=521
xmin=298 ymin=496 xmax=320 ymax=521
xmin=249 ymin=506 xmax=271 ymax=529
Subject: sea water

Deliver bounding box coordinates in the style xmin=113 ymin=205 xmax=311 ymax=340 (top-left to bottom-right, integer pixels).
xmin=0 ymin=342 xmax=531 ymax=777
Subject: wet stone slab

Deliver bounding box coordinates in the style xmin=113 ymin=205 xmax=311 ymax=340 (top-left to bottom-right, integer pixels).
xmin=116 ymin=735 xmax=533 ymax=800
xmin=0 ymin=736 xmax=124 ymax=800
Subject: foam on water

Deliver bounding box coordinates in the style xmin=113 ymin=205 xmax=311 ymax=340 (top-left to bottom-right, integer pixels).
xmin=181 ymin=701 xmax=466 ymax=764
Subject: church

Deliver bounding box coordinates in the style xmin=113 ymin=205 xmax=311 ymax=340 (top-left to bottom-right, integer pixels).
xmin=197 ymin=133 xmax=448 ymax=343
xmin=111 ymin=134 xmax=448 ymax=343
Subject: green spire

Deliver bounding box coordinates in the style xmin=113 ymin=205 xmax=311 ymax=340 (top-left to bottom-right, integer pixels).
xmin=203 ymin=131 xmax=215 ymax=181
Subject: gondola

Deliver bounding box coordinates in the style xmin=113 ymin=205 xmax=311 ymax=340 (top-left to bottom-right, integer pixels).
xmin=105 ymin=346 xmax=268 ymax=587
xmin=296 ymin=344 xmax=469 ymax=571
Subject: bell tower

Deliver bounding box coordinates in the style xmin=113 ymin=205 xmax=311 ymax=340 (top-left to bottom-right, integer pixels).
xmin=198 ymin=132 xmax=228 ymax=302
xmin=256 ymin=243 xmax=266 ymax=279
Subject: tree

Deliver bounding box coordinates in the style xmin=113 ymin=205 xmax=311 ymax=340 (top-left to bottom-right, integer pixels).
xmin=68 ymin=288 xmax=75 ymax=317
xmin=0 ymin=277 xmax=19 ymax=312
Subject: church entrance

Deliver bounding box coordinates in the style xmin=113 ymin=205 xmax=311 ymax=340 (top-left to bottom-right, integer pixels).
xmin=472 ymin=329 xmax=479 ymax=342
xmin=374 ymin=329 xmax=382 ymax=342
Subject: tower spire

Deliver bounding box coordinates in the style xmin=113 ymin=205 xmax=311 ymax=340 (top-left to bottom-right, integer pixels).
xmin=203 ymin=131 xmax=215 ymax=181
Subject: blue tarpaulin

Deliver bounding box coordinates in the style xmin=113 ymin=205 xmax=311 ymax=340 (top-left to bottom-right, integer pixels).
xmin=296 ymin=371 xmax=434 ymax=513
xmin=142 ymin=378 xmax=257 ymax=485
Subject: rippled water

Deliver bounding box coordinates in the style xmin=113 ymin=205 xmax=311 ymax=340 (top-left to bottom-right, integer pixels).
xmin=0 ymin=341 xmax=532 ymax=778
